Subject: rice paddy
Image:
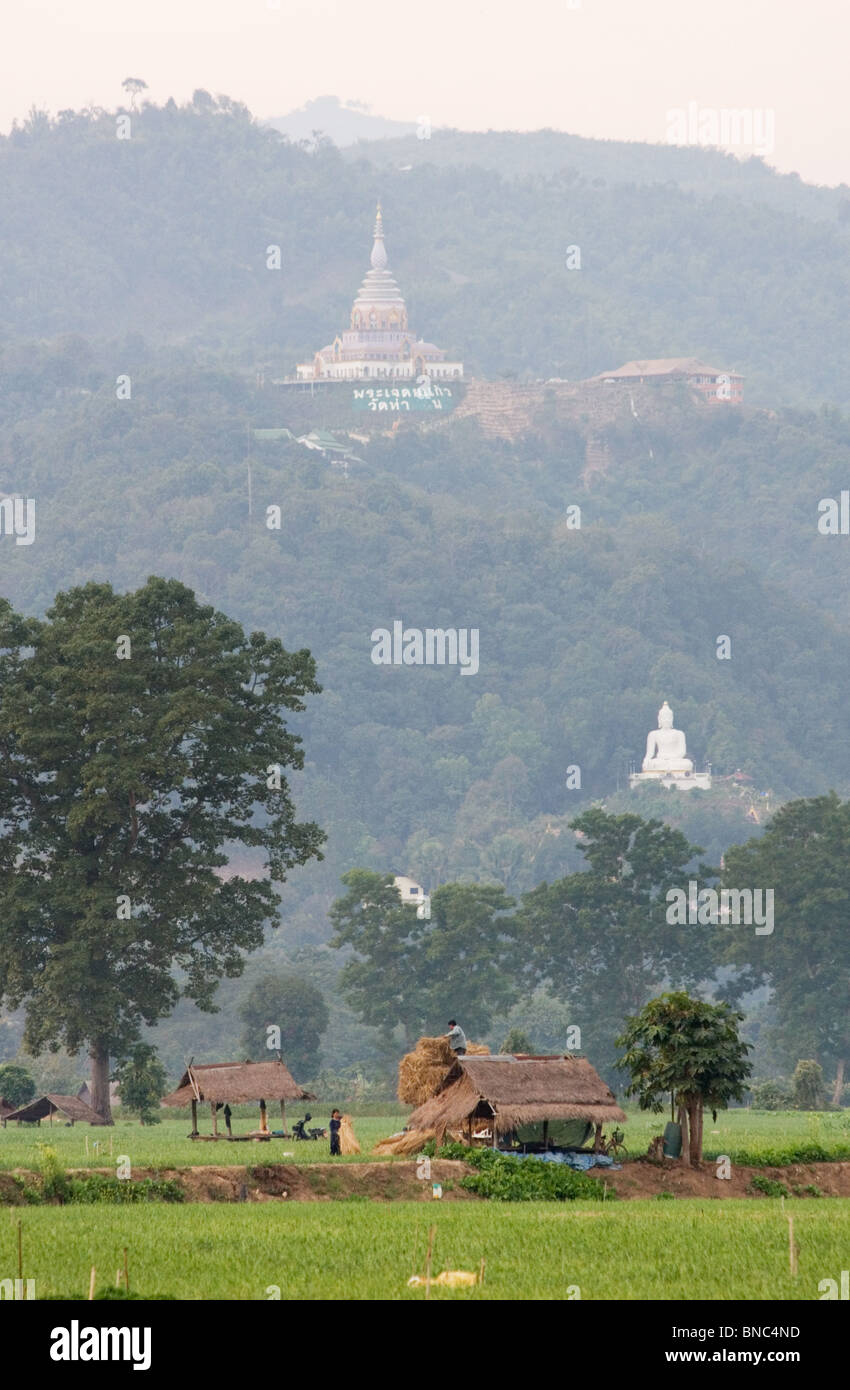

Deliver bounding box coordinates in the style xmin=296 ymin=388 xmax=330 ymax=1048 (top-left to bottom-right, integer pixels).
xmin=3 ymin=1199 xmax=849 ymax=1300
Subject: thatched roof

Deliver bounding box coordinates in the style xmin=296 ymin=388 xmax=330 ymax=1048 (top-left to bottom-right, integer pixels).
xmin=406 ymin=1055 xmax=626 ymax=1135
xmin=4 ymin=1093 xmax=108 ymax=1125
xmin=77 ymin=1081 xmax=120 ymax=1108
xmin=161 ymin=1060 xmax=315 ymax=1107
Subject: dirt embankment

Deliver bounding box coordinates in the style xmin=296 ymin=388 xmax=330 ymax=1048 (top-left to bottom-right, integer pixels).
xmin=170 ymin=1159 xmax=478 ymax=1203
xmin=3 ymin=1159 xmax=850 ymax=1204
xmin=0 ymin=1160 xmax=478 ymax=1205
xmin=604 ymin=1158 xmax=850 ymax=1200
xmin=129 ymin=1157 xmax=850 ymax=1202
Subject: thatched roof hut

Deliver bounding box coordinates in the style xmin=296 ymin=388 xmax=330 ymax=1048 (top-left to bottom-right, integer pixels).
xmin=4 ymin=1093 xmax=108 ymax=1126
xmin=403 ymin=1054 xmax=626 ymax=1146
xmin=162 ymin=1060 xmax=314 ymax=1107
xmin=162 ymin=1060 xmax=315 ymax=1139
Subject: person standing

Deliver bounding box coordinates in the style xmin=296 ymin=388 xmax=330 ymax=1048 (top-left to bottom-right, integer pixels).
xmin=446 ymin=1019 xmax=467 ymax=1055
xmin=329 ymin=1109 xmax=342 ymax=1156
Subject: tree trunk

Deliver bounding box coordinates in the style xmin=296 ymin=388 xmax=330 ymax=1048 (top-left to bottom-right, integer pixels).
xmin=677 ymin=1102 xmax=690 ymax=1166
xmin=832 ymin=1058 xmax=845 ymax=1108
xmin=89 ymin=1042 xmax=114 ymax=1125
xmin=690 ymin=1099 xmax=703 ymax=1165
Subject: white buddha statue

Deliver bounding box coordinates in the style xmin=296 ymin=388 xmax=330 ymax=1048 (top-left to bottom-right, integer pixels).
xmin=642 ymin=701 xmax=693 ymax=773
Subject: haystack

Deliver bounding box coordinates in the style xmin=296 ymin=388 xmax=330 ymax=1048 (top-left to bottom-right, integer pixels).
xmin=339 ymin=1114 xmax=360 ymax=1155
xmin=397 ymin=1036 xmax=490 ymax=1108
xmin=373 ymin=1128 xmax=436 ymax=1156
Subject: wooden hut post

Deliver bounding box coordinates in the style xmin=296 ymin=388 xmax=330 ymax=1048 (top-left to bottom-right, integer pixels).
xmin=542 ymin=1119 xmax=549 ymax=1151
xmin=210 ymin=1102 xmax=218 ymax=1137
xmin=190 ymin=1099 xmax=198 ymax=1136
xmin=280 ymin=1099 xmax=286 ymax=1134
xmin=259 ymin=1098 xmax=268 ymax=1134
xmin=594 ymin=1122 xmax=603 ymax=1153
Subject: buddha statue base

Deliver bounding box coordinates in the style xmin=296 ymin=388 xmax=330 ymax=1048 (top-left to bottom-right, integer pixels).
xmin=629 ymin=768 xmax=712 ymax=792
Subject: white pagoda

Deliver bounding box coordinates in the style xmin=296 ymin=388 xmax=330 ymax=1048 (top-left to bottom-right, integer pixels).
xmin=296 ymin=205 xmax=463 ymax=384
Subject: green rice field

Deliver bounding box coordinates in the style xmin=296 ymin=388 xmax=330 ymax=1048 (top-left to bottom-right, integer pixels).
xmin=1 ymin=1107 xmax=848 ymax=1172
xmin=3 ymin=1200 xmax=849 ymax=1300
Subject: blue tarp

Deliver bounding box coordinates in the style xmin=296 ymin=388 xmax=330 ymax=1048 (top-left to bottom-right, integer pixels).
xmin=513 ymin=1150 xmax=622 ymax=1171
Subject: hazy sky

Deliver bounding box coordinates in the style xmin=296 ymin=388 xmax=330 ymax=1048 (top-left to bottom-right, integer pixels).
xmin=4 ymin=0 xmax=849 ymax=186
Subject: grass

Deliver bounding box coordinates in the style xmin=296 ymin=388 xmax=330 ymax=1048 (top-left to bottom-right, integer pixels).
xmin=1 ymin=1107 xmax=849 ymax=1173
xmin=0 ymin=1112 xmax=407 ymax=1172
xmin=617 ymin=1107 xmax=850 ymax=1164
xmin=3 ymin=1200 xmax=849 ymax=1299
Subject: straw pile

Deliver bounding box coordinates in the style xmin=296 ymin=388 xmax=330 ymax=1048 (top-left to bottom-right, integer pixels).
xmin=373 ymin=1128 xmax=437 ymax=1156
xmin=339 ymin=1114 xmax=360 ymax=1155
xmin=397 ymin=1036 xmax=490 ymax=1108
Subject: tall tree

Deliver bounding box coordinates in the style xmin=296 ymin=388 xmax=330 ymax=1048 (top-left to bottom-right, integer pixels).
xmin=121 ymin=78 xmax=148 ymax=110
xmin=328 ymin=871 xmax=517 ymax=1046
xmin=519 ymin=808 xmax=717 ymax=1076
xmin=722 ymin=793 xmax=850 ymax=1104
xmin=112 ymin=1043 xmax=167 ymax=1125
xmin=0 ymin=578 xmax=324 ymax=1121
xmin=238 ymin=973 xmax=329 ymax=1079
xmin=418 ymin=881 xmax=519 ymax=1036
xmin=616 ymin=991 xmax=751 ymax=1165
xmin=328 ymin=871 xmax=432 ymax=1050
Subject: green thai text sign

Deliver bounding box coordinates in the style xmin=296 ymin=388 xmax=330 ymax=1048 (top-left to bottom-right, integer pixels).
xmin=352 ymin=385 xmax=457 ymax=413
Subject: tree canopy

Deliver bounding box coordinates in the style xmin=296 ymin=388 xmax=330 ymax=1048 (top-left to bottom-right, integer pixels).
xmin=238 ymin=972 xmax=329 ymax=1080
xmin=616 ymin=991 xmax=752 ymax=1164
xmin=0 ymin=577 xmax=324 ymax=1119
xmin=722 ymin=793 xmax=850 ymax=1100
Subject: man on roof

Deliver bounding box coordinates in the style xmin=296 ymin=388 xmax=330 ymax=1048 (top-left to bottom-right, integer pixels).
xmin=446 ymin=1019 xmax=467 ymax=1056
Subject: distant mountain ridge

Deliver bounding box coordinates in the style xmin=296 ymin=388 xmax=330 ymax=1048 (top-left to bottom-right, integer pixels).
xmin=265 ymin=95 xmax=419 ymax=146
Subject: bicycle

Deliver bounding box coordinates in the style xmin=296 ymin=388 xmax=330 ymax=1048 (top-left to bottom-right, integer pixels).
xmin=599 ymin=1126 xmax=628 ymax=1159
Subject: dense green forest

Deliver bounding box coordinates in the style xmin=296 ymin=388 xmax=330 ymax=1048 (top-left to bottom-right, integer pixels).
xmin=3 ymin=95 xmax=850 ymax=406
xmin=1 ymin=95 xmax=849 ymax=1090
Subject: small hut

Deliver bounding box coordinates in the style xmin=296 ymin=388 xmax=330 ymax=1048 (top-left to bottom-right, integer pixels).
xmin=77 ymin=1081 xmax=120 ymax=1110
xmin=161 ymin=1060 xmax=315 ymax=1140
xmin=4 ymin=1093 xmax=108 ymax=1126
xmin=399 ymin=1054 xmax=626 ymax=1151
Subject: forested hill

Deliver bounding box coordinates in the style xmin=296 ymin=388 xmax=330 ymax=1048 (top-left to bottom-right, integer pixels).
xmin=348 ymin=126 xmax=850 ymax=223
xmin=2 ymin=96 xmax=850 ymax=409
xmin=3 ymin=95 xmax=850 ymax=948
xmin=3 ymin=335 xmax=850 ymax=938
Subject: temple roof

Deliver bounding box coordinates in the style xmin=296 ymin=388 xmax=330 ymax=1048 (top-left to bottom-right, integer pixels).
xmin=352 ymin=204 xmax=408 ymax=313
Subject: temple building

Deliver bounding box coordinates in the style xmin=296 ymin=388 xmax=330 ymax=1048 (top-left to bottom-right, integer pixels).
xmin=296 ymin=205 xmax=463 ymax=383
xmin=593 ymin=357 xmax=743 ymax=403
